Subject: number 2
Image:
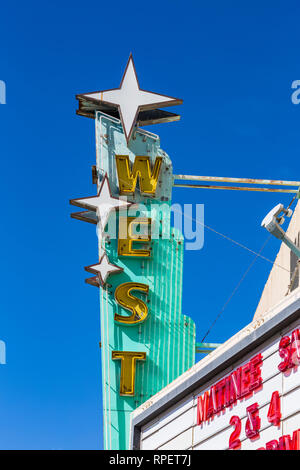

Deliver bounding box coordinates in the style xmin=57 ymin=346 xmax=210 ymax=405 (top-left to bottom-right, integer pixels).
xmin=229 ymin=416 xmax=242 ymax=450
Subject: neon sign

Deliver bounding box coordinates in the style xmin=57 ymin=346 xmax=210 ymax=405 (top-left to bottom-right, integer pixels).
xmin=71 ymin=55 xmax=195 ymax=450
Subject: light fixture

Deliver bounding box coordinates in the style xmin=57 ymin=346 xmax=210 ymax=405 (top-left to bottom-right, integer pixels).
xmin=261 ymin=203 xmax=300 ymax=259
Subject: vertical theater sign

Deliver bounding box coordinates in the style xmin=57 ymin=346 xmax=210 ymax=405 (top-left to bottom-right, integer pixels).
xmin=70 ymin=55 xmax=196 ymax=450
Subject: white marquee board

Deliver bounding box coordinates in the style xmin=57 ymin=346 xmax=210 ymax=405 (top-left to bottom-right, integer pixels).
xmin=135 ymin=312 xmax=300 ymax=450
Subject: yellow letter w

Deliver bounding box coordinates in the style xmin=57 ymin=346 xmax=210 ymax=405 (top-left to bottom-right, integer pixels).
xmin=115 ymin=155 xmax=162 ymax=196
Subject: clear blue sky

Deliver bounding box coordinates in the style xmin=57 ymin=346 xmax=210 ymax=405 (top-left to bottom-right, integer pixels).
xmin=0 ymin=0 xmax=299 ymax=449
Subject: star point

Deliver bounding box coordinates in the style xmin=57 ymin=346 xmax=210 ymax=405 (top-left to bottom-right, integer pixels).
xmin=76 ymin=54 xmax=183 ymax=143
xmin=70 ymin=173 xmax=133 ymax=232
xmin=85 ymin=252 xmax=123 ymax=287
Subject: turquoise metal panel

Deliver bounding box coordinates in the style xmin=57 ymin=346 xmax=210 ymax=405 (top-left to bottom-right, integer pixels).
xmin=95 ymin=112 xmax=195 ymax=450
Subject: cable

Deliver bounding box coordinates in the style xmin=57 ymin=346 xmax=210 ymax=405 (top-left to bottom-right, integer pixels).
xmin=200 ymin=235 xmax=272 ymax=343
xmin=173 ymin=206 xmax=291 ymax=274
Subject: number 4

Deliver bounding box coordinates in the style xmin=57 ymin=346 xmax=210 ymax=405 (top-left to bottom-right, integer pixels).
xmin=267 ymin=391 xmax=281 ymax=426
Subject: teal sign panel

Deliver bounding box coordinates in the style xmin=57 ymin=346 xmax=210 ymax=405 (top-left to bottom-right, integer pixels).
xmin=75 ymin=112 xmax=196 ymax=450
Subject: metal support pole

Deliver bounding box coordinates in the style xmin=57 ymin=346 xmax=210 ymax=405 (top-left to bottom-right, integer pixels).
xmin=173 ymin=183 xmax=298 ymax=194
xmin=173 ymin=174 xmax=300 ymax=187
xmin=195 ymin=342 xmax=221 ymax=354
xmin=173 ymin=175 xmax=300 ymax=194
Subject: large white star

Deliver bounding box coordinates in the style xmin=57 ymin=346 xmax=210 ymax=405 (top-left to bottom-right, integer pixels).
xmin=78 ymin=54 xmax=182 ymax=143
xmin=70 ymin=174 xmax=132 ymax=232
xmin=85 ymin=252 xmax=123 ymax=286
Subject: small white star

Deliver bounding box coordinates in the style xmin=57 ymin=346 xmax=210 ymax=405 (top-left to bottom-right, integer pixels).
xmin=85 ymin=252 xmax=123 ymax=286
xmin=70 ymin=174 xmax=132 ymax=232
xmin=77 ymin=54 xmax=182 ymax=143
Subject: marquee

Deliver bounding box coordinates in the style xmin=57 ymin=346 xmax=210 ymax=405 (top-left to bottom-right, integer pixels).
xmin=130 ymin=293 xmax=300 ymax=450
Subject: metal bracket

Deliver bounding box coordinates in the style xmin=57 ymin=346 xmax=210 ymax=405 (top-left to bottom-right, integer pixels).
xmin=92 ymin=165 xmax=98 ymax=184
xmin=195 ymin=342 xmax=221 ymax=354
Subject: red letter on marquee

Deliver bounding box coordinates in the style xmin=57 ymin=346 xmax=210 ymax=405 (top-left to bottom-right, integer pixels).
xmin=230 ymin=368 xmax=241 ymax=404
xmin=278 ymin=329 xmax=300 ymax=372
xmin=279 ymin=430 xmax=300 ymax=450
xmin=224 ymin=376 xmax=231 ymax=407
xmin=267 ymin=391 xmax=281 ymax=427
xmin=215 ymin=379 xmax=226 ymax=413
xmin=278 ymin=336 xmax=291 ymax=372
xmin=249 ymin=354 xmax=263 ymax=391
xmin=197 ymin=392 xmax=209 ymax=425
xmin=265 ymin=439 xmax=279 ymax=450
xmin=206 ymin=386 xmax=217 ymax=419
xmin=240 ymin=363 xmax=251 ymax=397
xmin=290 ymin=329 xmax=300 ymax=367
